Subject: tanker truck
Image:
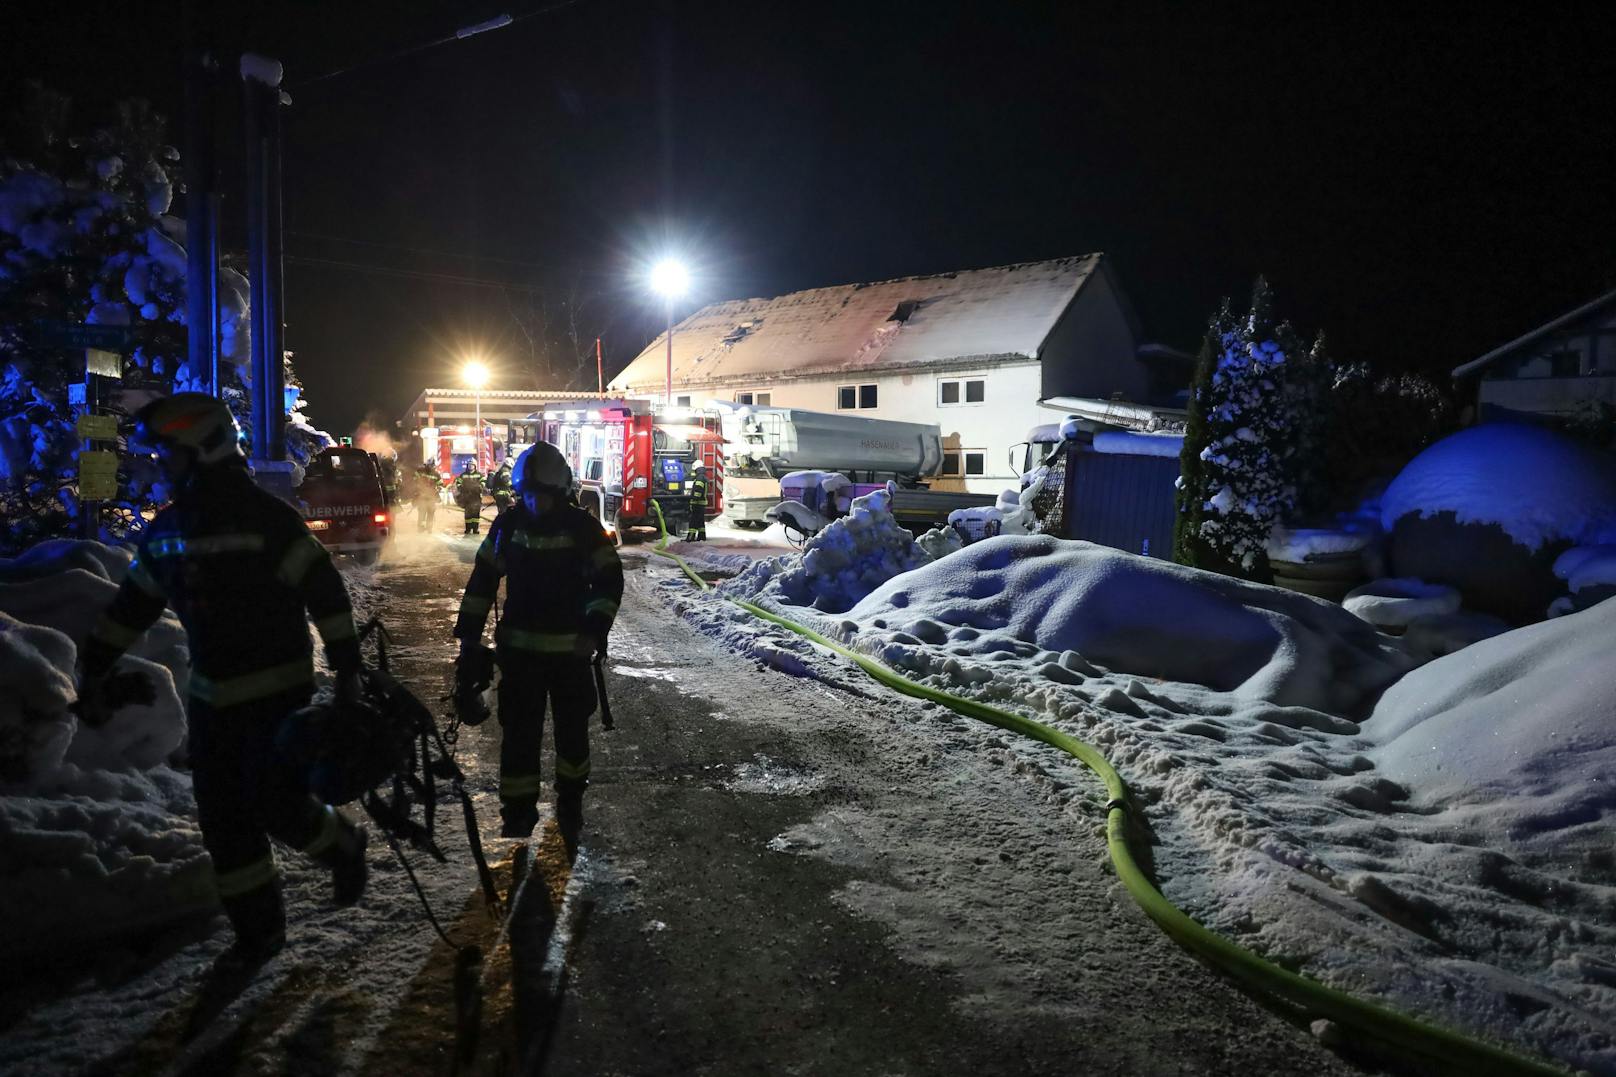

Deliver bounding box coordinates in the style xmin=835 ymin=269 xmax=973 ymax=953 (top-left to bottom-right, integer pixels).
xmin=721 ymin=406 xmax=997 ymax=535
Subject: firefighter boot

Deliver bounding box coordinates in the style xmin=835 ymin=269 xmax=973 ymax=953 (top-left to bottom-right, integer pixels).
xmin=501 ymin=800 xmax=539 ymax=839
xmin=218 ymin=877 xmax=287 ymax=971
xmin=555 ymin=786 xmax=584 ymax=857
xmin=319 ymin=812 xmax=369 ymax=906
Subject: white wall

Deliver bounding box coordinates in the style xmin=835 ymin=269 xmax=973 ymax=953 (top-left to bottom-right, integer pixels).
xmin=691 ymin=362 xmax=1046 ymax=494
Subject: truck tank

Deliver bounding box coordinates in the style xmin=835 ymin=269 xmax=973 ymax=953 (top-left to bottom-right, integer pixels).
xmin=722 ymin=407 xmax=943 ymax=478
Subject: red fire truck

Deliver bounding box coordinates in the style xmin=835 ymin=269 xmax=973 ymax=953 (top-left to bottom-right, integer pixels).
xmin=507 ymin=399 xmax=723 ymax=541
xmin=295 ymin=445 xmax=392 ymax=565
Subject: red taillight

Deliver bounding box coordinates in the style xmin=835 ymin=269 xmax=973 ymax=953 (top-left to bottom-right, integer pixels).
xmin=373 ymin=512 xmax=388 ymax=524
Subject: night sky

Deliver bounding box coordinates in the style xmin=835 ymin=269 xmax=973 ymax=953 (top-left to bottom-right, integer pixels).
xmin=5 ymin=2 xmax=1615 ymax=433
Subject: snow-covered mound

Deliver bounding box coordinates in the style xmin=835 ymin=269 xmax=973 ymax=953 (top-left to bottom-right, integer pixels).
xmin=1 ymin=540 xmax=206 ymax=962
xmin=1341 ymin=577 xmax=1461 ymax=629
xmin=1367 ymin=596 xmax=1616 ymax=842
xmin=1381 ymin=423 xmax=1616 ymax=551
xmin=843 ymin=536 xmax=1409 ymax=716
xmin=721 ymin=486 xmax=931 ymax=613
xmin=1555 ymin=543 xmax=1616 ymax=594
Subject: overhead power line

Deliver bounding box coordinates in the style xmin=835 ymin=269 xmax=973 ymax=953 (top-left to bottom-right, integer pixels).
xmin=285 ymin=254 xmax=546 ymax=293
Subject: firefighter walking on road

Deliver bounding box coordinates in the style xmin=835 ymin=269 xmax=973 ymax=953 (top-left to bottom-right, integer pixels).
xmin=488 ymin=458 xmax=514 ymax=517
xmin=453 ymin=442 xmax=622 ymax=851
xmin=77 ymin=393 xmax=369 ymax=971
xmin=455 ymin=462 xmax=485 ymax=535
xmin=413 ymin=462 xmax=440 ymax=531
xmin=684 ymin=459 xmax=709 ymax=542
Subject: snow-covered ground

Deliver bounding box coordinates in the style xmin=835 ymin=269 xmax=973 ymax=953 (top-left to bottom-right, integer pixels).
xmin=665 ymin=492 xmax=1616 ymax=1075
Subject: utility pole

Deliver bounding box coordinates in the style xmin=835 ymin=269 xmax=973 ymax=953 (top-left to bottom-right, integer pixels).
xmin=242 ymin=54 xmax=293 ymax=496
xmin=183 ymin=49 xmax=222 ymax=393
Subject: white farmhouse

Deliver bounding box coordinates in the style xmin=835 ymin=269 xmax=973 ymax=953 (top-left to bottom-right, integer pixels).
xmin=608 ymin=255 xmax=1187 ymax=493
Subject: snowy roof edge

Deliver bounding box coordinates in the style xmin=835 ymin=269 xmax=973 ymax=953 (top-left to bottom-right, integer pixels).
xmin=1452 ymin=287 xmax=1616 ymax=378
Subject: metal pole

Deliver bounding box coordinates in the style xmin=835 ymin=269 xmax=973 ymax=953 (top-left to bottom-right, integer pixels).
xmin=596 ymin=336 xmax=603 ymax=395
xmin=664 ymin=300 xmax=673 ymax=404
xmin=183 ymin=49 xmax=221 ymax=393
xmin=475 ymin=389 xmax=482 ymax=469
xmin=242 ymin=55 xmax=287 ymax=464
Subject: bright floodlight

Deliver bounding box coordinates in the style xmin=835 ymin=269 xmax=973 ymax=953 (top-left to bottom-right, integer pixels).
xmin=650 ymin=258 xmax=690 ymax=299
xmin=462 ymin=360 xmax=489 ymax=389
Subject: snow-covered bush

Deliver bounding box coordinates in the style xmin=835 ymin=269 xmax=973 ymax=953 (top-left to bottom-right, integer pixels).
xmin=1174 ymin=279 xmax=1317 ymax=580
xmin=1306 ymin=362 xmax=1457 ymax=516
xmin=723 ymin=484 xmax=932 ymax=613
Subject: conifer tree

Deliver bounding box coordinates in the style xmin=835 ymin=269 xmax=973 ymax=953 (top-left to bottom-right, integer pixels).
xmin=1173 ymin=277 xmax=1307 ymax=582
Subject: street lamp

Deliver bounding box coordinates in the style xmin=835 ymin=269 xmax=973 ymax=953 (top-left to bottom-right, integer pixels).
xmin=463 ymin=359 xmax=489 ymax=469
xmin=649 ymin=258 xmax=689 ymax=405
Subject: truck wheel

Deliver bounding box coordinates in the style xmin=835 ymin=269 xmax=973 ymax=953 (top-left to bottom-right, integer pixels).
xmin=354 ymin=549 xmax=381 ymax=567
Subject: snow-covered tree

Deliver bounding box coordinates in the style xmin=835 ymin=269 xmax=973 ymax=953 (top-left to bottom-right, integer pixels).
xmin=0 ymin=85 xmax=320 ymax=554
xmin=1174 ymin=278 xmax=1309 ymax=581
xmin=1311 ymin=362 xmax=1455 ymax=513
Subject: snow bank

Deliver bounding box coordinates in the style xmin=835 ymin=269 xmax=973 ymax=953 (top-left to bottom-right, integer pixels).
xmin=0 ymin=541 xmax=206 ymax=961
xmin=1367 ymin=597 xmax=1616 ymax=838
xmin=844 ymin=536 xmax=1409 ymax=716
xmin=722 ymin=485 xmax=932 ymax=613
xmin=1092 ymin=430 xmax=1183 ymax=458
xmin=1554 ymin=544 xmax=1616 ymax=593
xmin=1380 ymin=423 xmax=1616 ymax=551
xmin=1265 ymin=526 xmax=1371 ymax=563
xmin=1341 ymin=577 xmax=1461 ymax=630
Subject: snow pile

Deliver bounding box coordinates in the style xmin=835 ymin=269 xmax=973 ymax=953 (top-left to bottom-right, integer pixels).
xmin=0 ymin=541 xmax=189 ymax=777
xmin=1367 ymin=598 xmax=1616 ymax=838
xmin=914 ymin=525 xmax=964 ymax=561
xmin=844 ymin=536 xmax=1409 ymax=716
xmin=1265 ymin=526 xmax=1371 ymax=563
xmin=1380 ymin=423 xmax=1616 ymax=551
xmin=993 ymin=464 xmax=1048 ymax=536
xmin=945 ymin=506 xmax=1001 ymax=543
xmin=0 ymin=540 xmax=206 ymax=962
xmin=721 ymin=485 xmax=932 ymax=613
xmin=1554 ymin=544 xmax=1616 ymax=594
xmin=1341 ymin=577 xmax=1461 ymax=630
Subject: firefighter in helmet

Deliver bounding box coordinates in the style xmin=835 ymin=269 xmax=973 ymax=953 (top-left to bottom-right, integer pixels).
xmin=488 ymin=458 xmax=514 ymax=517
xmin=455 ymin=461 xmax=485 ymax=535
xmin=684 ymin=459 xmax=709 ymax=542
xmin=453 ymin=442 xmax=623 ymax=849
xmin=77 ymin=393 xmax=369 ymax=970
xmin=413 ymin=462 xmax=441 ymax=531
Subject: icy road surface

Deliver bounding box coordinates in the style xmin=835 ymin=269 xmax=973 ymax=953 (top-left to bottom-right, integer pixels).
xmin=0 ymin=523 xmax=1379 ymax=1076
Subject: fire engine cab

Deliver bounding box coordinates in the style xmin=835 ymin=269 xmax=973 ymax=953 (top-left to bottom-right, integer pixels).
xmin=507 ymin=399 xmax=723 ymax=541
xmin=296 ymin=445 xmax=391 ymax=565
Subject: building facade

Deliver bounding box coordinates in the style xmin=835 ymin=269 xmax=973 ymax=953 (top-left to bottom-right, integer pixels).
xmin=1452 ymin=289 xmax=1616 ymax=421
xmin=609 ymin=255 xmax=1186 ymax=494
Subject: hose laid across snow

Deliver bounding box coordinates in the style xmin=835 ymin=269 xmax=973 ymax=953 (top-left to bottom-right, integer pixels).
xmin=645 ymin=506 xmax=1564 ymax=1076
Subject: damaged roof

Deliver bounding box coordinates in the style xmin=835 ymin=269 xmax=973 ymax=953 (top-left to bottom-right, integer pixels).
xmin=611 ymin=254 xmax=1104 ymax=390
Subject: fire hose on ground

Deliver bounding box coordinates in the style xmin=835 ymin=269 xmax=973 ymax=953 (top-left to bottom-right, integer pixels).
xmin=645 ymin=503 xmax=1565 ymax=1077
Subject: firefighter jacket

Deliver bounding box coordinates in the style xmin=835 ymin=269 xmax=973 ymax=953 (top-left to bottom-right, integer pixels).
xmin=687 ymin=474 xmax=708 ymax=508
xmin=455 ymin=470 xmax=484 ymax=509
xmin=488 ymin=465 xmax=512 ymax=496
xmin=453 ymin=503 xmax=623 ymax=655
xmin=414 ymin=466 xmax=440 ymax=500
xmin=84 ymin=465 xmax=361 ymax=706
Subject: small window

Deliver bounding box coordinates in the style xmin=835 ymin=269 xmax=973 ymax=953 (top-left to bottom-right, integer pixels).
xmin=736 ymin=392 xmax=753 ymax=405
xmin=838 ymin=384 xmax=877 ymax=410
xmin=940 ymin=451 xmax=961 ymax=476
xmin=755 ymin=392 xmax=771 ymax=406
xmin=964 ymin=451 xmax=986 ymax=476
xmin=676 ymin=395 xmax=692 ymax=407
xmin=938 ymin=378 xmax=985 ymax=406
xmin=1548 ymin=351 xmax=1580 ymax=377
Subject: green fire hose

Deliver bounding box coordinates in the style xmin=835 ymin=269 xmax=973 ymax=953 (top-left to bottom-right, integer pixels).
xmin=645 ymin=505 xmax=1566 ymax=1076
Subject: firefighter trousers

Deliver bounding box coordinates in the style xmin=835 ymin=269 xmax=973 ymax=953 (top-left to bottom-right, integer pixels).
xmin=462 ymin=502 xmax=481 ymax=534
xmin=494 ymin=652 xmax=596 ymax=832
xmin=685 ymin=503 xmax=707 ymax=541
xmin=416 ymin=496 xmax=437 ymax=531
xmin=189 ymin=688 xmax=348 ymax=945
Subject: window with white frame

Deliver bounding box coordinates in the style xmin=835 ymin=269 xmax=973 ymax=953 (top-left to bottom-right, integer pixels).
xmin=964 ymin=450 xmax=986 ymax=476
xmin=675 ymin=395 xmax=692 ymax=407
xmin=838 ymin=383 xmax=878 ymax=410
xmin=735 ymin=391 xmax=772 ymax=406
xmin=938 ymin=377 xmax=986 ymax=406
xmin=940 ymin=451 xmax=961 ymax=476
